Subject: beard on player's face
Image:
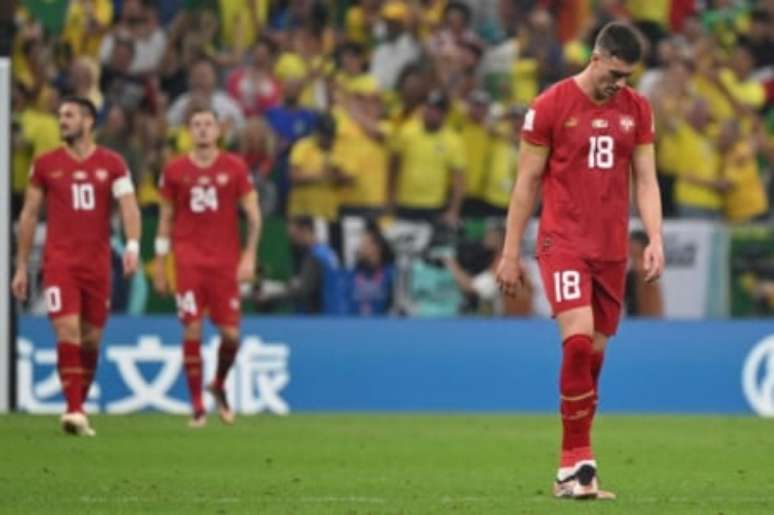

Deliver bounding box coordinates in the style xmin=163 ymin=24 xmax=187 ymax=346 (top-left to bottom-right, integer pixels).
xmin=61 ymin=125 xmax=84 ymax=145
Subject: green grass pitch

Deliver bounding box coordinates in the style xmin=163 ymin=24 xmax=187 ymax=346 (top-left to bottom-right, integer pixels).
xmin=0 ymin=414 xmax=772 ymax=514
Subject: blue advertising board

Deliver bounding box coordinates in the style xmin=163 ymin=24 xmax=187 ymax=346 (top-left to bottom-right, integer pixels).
xmin=16 ymin=316 xmax=774 ymax=415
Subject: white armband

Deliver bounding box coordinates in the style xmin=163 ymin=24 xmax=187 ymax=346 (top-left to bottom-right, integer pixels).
xmin=155 ymin=237 xmax=170 ymax=256
xmin=125 ymin=239 xmax=140 ymax=255
xmin=112 ymin=175 xmax=135 ymax=198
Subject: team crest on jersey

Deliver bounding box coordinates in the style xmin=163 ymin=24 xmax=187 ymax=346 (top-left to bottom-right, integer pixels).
xmin=198 ymin=176 xmax=211 ymax=185
xmin=620 ymin=116 xmax=635 ymax=132
xmin=73 ymin=170 xmax=88 ymax=181
xmin=591 ymin=118 xmax=608 ymax=129
xmin=216 ymin=173 xmax=229 ymax=185
xmin=95 ymin=169 xmax=109 ymax=182
xmin=564 ymin=117 xmax=578 ymax=128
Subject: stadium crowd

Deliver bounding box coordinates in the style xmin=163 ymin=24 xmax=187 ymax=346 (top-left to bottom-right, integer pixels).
xmin=10 ymin=0 xmax=774 ymax=317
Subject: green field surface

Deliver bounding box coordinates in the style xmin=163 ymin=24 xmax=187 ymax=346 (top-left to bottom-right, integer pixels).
xmin=0 ymin=414 xmax=772 ymax=514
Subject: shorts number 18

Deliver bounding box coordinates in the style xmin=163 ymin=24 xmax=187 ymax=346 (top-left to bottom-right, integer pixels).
xmin=553 ymin=270 xmax=581 ymax=302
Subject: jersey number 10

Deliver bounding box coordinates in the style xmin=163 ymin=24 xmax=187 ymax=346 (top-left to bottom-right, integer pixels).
xmin=71 ymin=183 xmax=96 ymax=210
xmin=588 ymin=136 xmax=614 ymax=169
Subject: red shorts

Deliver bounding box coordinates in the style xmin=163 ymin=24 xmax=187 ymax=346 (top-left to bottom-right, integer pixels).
xmin=537 ymin=253 xmax=627 ymax=336
xmin=42 ymin=267 xmax=111 ymax=328
xmin=175 ymin=265 xmax=240 ymax=327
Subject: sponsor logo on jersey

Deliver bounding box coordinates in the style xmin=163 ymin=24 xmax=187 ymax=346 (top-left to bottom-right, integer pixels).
xmin=95 ymin=169 xmax=109 ymax=182
xmin=523 ymin=109 xmax=535 ymax=131
xmin=216 ymin=173 xmax=229 ymax=185
xmin=620 ymin=116 xmax=635 ymax=132
xmin=198 ymin=176 xmax=211 ymax=185
xmin=591 ymin=118 xmax=608 ymax=129
xmin=73 ymin=170 xmax=88 ymax=180
xmin=564 ymin=117 xmax=578 ymax=128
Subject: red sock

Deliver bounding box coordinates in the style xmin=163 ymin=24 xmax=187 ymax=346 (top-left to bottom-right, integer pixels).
xmin=80 ymin=347 xmax=99 ymax=403
xmin=57 ymin=342 xmax=83 ymax=414
xmin=213 ymin=338 xmax=239 ymax=390
xmin=183 ymin=340 xmax=204 ymax=415
xmin=559 ymin=334 xmax=595 ymax=467
xmin=590 ymin=350 xmax=605 ymax=420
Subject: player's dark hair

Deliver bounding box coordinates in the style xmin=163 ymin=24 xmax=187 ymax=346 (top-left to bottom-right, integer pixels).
xmin=60 ymin=96 xmax=98 ymax=122
xmin=594 ymin=22 xmax=643 ymax=64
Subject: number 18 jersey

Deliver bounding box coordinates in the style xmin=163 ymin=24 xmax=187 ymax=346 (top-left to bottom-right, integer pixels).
xmin=160 ymin=152 xmax=253 ymax=268
xmin=521 ymin=78 xmax=654 ymax=261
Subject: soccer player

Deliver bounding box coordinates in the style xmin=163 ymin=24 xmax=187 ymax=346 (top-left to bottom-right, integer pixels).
xmin=153 ymin=106 xmax=262 ymax=427
xmin=12 ymin=97 xmax=141 ymax=436
xmin=496 ymin=23 xmax=665 ymax=499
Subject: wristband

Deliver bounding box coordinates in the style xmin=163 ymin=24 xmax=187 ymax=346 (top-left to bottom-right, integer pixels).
xmin=126 ymin=239 xmax=140 ymax=255
xmin=154 ymin=237 xmax=170 ymax=256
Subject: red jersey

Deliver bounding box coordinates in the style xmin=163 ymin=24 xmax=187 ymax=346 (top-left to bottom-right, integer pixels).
xmin=30 ymin=146 xmax=133 ymax=271
xmin=521 ymin=78 xmax=654 ymax=261
xmin=160 ymin=152 xmax=253 ymax=268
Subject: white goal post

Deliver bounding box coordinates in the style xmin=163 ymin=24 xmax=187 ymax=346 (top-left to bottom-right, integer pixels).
xmin=0 ymin=57 xmax=10 ymax=412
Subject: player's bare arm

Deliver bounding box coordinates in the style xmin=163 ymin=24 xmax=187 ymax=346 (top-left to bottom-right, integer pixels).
xmin=153 ymin=199 xmax=174 ymax=295
xmin=496 ymin=141 xmax=549 ymax=296
xmin=117 ymin=192 xmax=141 ymax=277
xmin=632 ymin=143 xmax=665 ymax=283
xmin=237 ymin=190 xmax=262 ymax=283
xmin=12 ymin=184 xmax=45 ymax=301
xmin=443 ymin=166 xmax=465 ymax=226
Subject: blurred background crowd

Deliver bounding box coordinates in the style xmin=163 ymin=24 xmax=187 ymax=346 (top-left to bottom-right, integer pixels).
xmin=8 ymin=0 xmax=774 ymax=318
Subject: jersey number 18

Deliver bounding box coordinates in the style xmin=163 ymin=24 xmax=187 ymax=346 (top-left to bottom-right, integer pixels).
xmin=588 ymin=136 xmax=614 ymax=170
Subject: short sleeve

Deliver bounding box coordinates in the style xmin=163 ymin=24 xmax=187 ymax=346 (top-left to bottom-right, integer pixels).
xmin=158 ymin=162 xmax=175 ymax=201
xmin=289 ymin=139 xmax=309 ymax=167
xmin=445 ymin=132 xmax=466 ymax=170
xmin=521 ymin=93 xmax=554 ymax=147
xmin=28 ymin=159 xmax=46 ymax=189
xmin=111 ymin=155 xmax=135 ymax=198
xmin=234 ymin=157 xmax=254 ymax=197
xmin=635 ymin=95 xmax=655 ymax=145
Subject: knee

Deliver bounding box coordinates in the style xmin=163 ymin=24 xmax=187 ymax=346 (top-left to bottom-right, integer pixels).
xmin=183 ymin=321 xmax=203 ymax=341
xmin=81 ymin=326 xmax=103 ymax=351
xmin=219 ymin=326 xmax=240 ymax=346
xmin=53 ymin=318 xmax=81 ymax=343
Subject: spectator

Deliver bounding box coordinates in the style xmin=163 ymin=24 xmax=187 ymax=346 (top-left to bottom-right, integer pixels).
xmin=444 ymin=223 xmax=533 ymax=316
xmin=166 ymin=58 xmax=245 ymax=137
xmin=226 ymin=37 xmax=282 ymax=117
xmin=370 ymin=2 xmax=422 ymax=91
xmin=265 ymin=78 xmax=319 ymax=212
xmin=459 ymin=90 xmax=495 ymax=217
xmin=347 ymin=222 xmax=396 ymax=316
xmin=288 ymin=113 xmax=350 ymax=223
xmin=335 ymin=80 xmax=391 ymax=218
xmin=99 ymin=0 xmax=167 ymax=76
xmin=100 ymin=38 xmax=151 ymax=113
xmin=61 ymin=0 xmax=114 ymax=58
xmin=478 ymin=104 xmax=525 ymax=216
xmin=97 ymin=105 xmax=143 ymax=185
xmin=673 ymin=98 xmax=727 ymax=219
xmin=389 ymin=90 xmax=466 ymax=226
xmin=69 ymin=56 xmax=104 ymax=113
xmin=719 ymin=119 xmax=769 ymax=223
xmin=260 ymin=216 xmax=348 ymax=315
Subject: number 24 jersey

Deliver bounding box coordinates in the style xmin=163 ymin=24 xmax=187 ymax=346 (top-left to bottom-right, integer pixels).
xmin=522 ymin=78 xmax=654 ymax=261
xmin=160 ymin=152 xmax=254 ymax=268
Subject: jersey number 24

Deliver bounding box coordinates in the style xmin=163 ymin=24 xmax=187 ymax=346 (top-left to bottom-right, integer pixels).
xmin=190 ymin=185 xmax=218 ymax=212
